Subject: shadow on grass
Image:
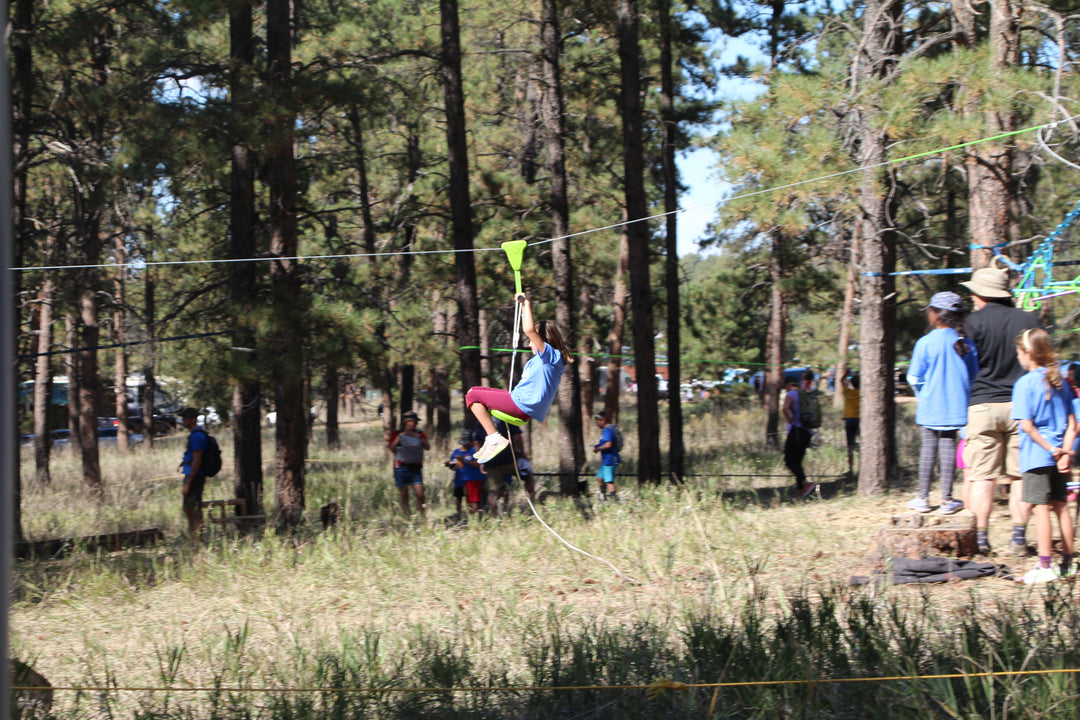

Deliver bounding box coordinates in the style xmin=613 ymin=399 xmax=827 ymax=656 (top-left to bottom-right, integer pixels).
xmin=58 ymin=582 xmax=1080 ymax=720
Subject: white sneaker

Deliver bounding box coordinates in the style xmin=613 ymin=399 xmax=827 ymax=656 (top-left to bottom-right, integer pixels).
xmin=474 ymin=433 xmax=509 ymax=464
xmin=1022 ymin=566 xmax=1061 ymax=585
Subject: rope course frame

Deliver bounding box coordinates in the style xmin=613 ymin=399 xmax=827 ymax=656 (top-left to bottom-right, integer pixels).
xmin=1001 ymin=197 xmax=1080 ymax=311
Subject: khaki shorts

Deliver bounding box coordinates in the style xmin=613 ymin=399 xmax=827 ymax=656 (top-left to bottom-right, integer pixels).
xmin=484 ymin=463 xmax=514 ymax=494
xmin=963 ymin=402 xmax=1020 ymax=483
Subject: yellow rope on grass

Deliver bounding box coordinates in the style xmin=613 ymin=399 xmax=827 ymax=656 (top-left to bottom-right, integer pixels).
xmin=15 ymin=666 xmax=1080 ymax=695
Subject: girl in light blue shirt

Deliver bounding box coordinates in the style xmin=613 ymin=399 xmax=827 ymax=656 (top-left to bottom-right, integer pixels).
xmin=906 ymin=292 xmax=978 ymax=515
xmin=1012 ymin=328 xmax=1077 ymax=583
xmin=466 ymin=293 xmax=573 ymax=463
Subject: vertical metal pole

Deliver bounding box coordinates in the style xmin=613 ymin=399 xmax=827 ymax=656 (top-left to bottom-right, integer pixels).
xmin=0 ymin=0 xmax=15 ymax=715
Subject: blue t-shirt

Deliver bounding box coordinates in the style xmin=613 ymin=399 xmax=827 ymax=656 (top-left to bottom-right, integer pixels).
xmin=182 ymin=427 xmax=209 ymax=476
xmin=598 ymin=426 xmax=621 ymax=466
xmin=450 ymin=447 xmax=470 ymax=487
xmin=907 ymin=328 xmax=979 ymax=429
xmin=450 ymin=447 xmax=483 ymax=486
xmin=1012 ymin=368 xmax=1076 ymax=472
xmin=510 ymin=343 xmax=564 ymax=422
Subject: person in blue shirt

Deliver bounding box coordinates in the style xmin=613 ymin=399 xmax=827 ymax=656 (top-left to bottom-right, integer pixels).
xmin=179 ymin=407 xmax=209 ymax=538
xmin=905 ymin=292 xmax=979 ymax=515
xmin=467 ymin=293 xmax=574 ymax=463
xmin=593 ymin=411 xmax=621 ymax=501
xmin=447 ymin=431 xmax=483 ymax=516
xmin=1012 ymin=328 xmax=1077 ymax=583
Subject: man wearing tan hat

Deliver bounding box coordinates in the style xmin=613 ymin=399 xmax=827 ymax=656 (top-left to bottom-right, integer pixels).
xmin=960 ymin=267 xmax=1041 ymax=556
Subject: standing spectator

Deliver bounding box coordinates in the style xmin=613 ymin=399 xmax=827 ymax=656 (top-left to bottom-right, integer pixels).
xmin=1067 ymin=363 xmax=1080 ymax=399
xmin=478 ymin=419 xmax=523 ymax=516
xmin=782 ymin=370 xmax=818 ymax=499
xmin=448 ymin=431 xmax=482 ymax=516
xmin=388 ymin=411 xmax=429 ymax=517
xmin=179 ymin=407 xmax=207 ymax=538
xmin=842 ymin=373 xmax=861 ymax=476
xmin=1012 ymin=328 xmax=1077 ymax=583
xmin=593 ymin=411 xmax=621 ymax=501
xmin=959 ymin=267 xmax=1041 ymax=555
xmin=905 ymin=291 xmax=979 ymax=515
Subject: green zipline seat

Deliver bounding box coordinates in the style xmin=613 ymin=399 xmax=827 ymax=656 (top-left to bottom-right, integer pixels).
xmin=491 ymin=409 xmax=527 ymax=426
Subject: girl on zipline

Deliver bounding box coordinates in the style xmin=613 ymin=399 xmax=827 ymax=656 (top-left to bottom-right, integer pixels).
xmin=468 ymin=293 xmax=574 ymax=463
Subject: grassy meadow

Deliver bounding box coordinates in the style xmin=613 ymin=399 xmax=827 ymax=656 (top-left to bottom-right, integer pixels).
xmin=12 ymin=398 xmax=1080 ymax=718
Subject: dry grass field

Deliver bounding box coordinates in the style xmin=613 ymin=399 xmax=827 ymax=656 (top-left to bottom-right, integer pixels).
xmin=12 ymin=399 xmax=1080 ymax=718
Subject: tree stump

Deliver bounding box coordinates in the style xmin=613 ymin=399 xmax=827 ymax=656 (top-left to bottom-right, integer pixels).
xmin=871 ymin=512 xmax=977 ymax=561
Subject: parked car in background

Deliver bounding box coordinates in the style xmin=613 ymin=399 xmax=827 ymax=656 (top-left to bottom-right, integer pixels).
xmin=198 ymin=406 xmax=221 ymax=426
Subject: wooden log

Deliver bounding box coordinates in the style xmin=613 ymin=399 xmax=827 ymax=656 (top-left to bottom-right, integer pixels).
xmin=871 ymin=512 xmax=978 ymax=561
xmin=15 ymin=528 xmax=164 ymax=559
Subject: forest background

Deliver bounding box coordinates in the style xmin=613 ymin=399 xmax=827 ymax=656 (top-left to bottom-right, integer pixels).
xmin=10 ymin=0 xmax=1080 ymax=534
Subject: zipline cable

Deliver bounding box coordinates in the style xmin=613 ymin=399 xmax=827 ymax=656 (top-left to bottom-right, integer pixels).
xmin=12 ymin=117 xmax=1076 ymax=274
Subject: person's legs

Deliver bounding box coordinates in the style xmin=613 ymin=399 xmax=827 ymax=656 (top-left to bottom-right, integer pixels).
xmin=965 ymin=405 xmax=1003 ymax=550
xmin=466 ymin=387 xmax=527 ymax=437
xmin=183 ymin=504 xmax=203 ymax=536
xmin=1053 ymin=500 xmax=1073 ymax=557
xmin=1032 ymin=503 xmax=1052 ymax=560
xmin=412 ymin=483 xmax=426 ymax=517
xmin=968 ymin=480 xmax=995 ymax=550
xmin=398 ymin=486 xmax=411 ymax=514
xmin=938 ymin=430 xmax=958 ymax=501
xmin=915 ymin=426 xmax=938 ymax=501
xmin=845 ymin=418 xmax=859 ymax=475
xmin=784 ymin=428 xmax=808 ymax=489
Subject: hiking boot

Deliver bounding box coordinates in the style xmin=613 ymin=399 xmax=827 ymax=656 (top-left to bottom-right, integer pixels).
xmin=937 ymin=499 xmax=964 ymax=515
xmin=977 ymin=544 xmax=993 ymax=557
xmin=1009 ymin=541 xmax=1031 ymax=557
xmin=906 ymin=497 xmax=932 ymax=513
xmin=1022 ymin=566 xmax=1061 ymax=585
xmin=474 ymin=433 xmax=509 ymax=464
xmin=1060 ymin=562 xmax=1077 ymax=578
xmin=796 ymin=483 xmax=817 ymax=499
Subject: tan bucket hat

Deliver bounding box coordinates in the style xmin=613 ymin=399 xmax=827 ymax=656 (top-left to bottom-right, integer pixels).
xmin=960 ymin=267 xmax=1012 ymax=299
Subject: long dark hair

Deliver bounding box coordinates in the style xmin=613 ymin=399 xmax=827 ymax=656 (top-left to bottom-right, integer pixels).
xmin=537 ymin=321 xmax=574 ymax=365
xmin=936 ymin=308 xmax=970 ymax=357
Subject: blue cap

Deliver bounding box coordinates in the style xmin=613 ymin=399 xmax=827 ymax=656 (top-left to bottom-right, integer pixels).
xmin=925 ymin=291 xmax=963 ymax=313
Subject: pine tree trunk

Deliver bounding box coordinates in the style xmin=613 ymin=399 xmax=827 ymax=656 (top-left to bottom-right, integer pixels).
xmin=65 ymin=314 xmax=80 ymax=443
xmin=617 ymin=0 xmax=661 ymax=483
xmin=268 ymin=0 xmax=305 ymax=528
xmin=764 ymin=230 xmax=786 ymax=450
xmin=967 ymin=0 xmax=1020 ymax=269
xmin=578 ymin=284 xmax=597 ymax=427
xmin=33 ymin=257 xmax=56 ymax=485
xmin=439 ymin=0 xmax=482 ymax=427
xmin=77 ymin=268 xmax=103 ymax=494
xmin=325 ymin=363 xmax=340 ymax=450
xmin=833 ymin=223 xmax=860 ymax=410
xmin=659 ymin=0 xmax=683 ymax=480
xmin=541 ymin=0 xmax=585 ymax=494
xmin=399 ymin=365 xmax=415 ymax=415
xmin=12 ymin=0 xmax=33 ymax=540
xmin=605 ymin=231 xmax=629 ymax=419
xmin=852 ymin=0 xmax=902 ymax=495
xmin=113 ymin=234 xmax=129 ymax=453
xmin=143 ymin=270 xmax=156 ymax=451
xmin=230 ymin=0 xmax=264 ymax=516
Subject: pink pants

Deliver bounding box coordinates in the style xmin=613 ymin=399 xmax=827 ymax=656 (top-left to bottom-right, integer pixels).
xmin=465 ymin=386 xmax=529 ymax=421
